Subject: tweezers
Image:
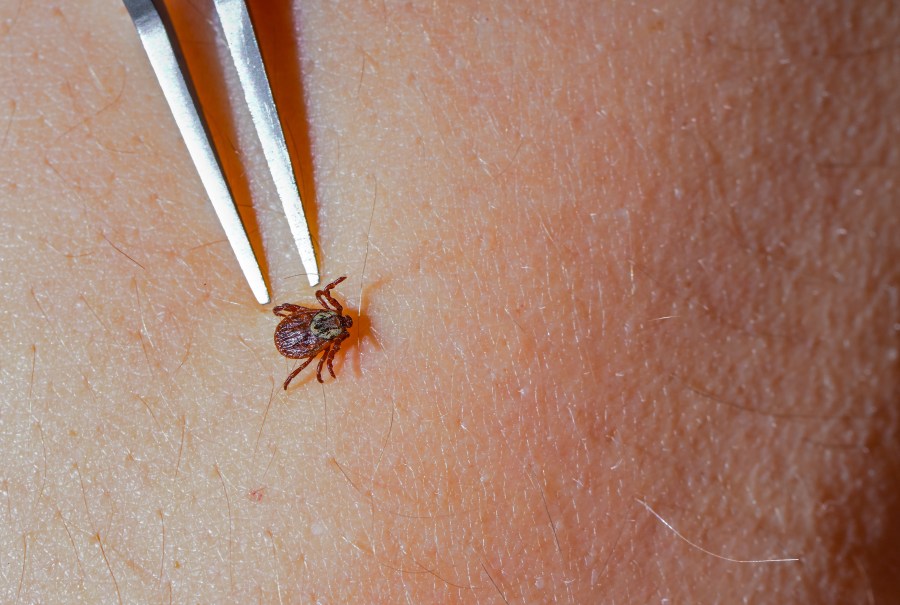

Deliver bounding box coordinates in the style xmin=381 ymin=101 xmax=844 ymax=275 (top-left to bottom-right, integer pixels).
xmin=123 ymin=0 xmax=319 ymax=304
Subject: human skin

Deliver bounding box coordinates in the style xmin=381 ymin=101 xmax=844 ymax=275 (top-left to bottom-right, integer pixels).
xmin=1 ymin=0 xmax=898 ymax=602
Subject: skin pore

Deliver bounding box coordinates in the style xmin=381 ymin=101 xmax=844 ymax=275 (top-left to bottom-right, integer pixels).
xmin=1 ymin=0 xmax=898 ymax=602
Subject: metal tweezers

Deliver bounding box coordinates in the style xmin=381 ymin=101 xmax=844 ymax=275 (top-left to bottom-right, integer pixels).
xmin=123 ymin=0 xmax=318 ymax=304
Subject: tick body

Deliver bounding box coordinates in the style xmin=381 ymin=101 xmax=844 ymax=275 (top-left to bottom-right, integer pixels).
xmin=273 ymin=276 xmax=352 ymax=388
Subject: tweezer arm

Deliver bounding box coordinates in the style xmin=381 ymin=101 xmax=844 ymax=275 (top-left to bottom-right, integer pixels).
xmin=215 ymin=0 xmax=319 ymax=287
xmin=123 ymin=0 xmax=270 ymax=304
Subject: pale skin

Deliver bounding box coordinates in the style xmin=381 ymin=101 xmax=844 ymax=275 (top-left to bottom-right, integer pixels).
xmin=0 ymin=0 xmax=897 ymax=603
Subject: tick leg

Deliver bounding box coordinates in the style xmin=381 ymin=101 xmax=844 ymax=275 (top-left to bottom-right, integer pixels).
xmin=315 ymin=291 xmax=332 ymax=311
xmin=316 ymin=290 xmax=342 ymax=314
xmin=274 ymin=303 xmax=306 ymax=317
xmin=283 ymin=356 xmax=315 ymax=390
xmin=325 ymin=339 xmax=343 ymax=378
xmin=316 ymin=276 xmax=346 ymax=314
xmin=315 ymin=345 xmax=331 ymax=383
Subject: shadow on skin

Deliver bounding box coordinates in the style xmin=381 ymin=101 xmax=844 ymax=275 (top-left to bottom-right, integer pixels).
xmin=348 ymin=276 xmax=388 ymax=377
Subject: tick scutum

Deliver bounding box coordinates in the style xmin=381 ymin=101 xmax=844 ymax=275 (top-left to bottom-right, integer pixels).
xmin=310 ymin=310 xmax=343 ymax=340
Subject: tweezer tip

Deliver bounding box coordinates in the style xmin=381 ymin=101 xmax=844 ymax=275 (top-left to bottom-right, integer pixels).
xmin=214 ymin=0 xmax=321 ymax=297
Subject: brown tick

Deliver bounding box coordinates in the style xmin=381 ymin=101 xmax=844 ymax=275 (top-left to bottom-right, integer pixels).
xmin=273 ymin=276 xmax=353 ymax=388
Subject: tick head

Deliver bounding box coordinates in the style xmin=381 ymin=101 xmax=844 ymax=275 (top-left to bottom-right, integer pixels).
xmin=342 ymin=315 xmax=353 ymax=329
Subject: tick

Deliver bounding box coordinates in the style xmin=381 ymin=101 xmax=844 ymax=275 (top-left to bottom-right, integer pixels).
xmin=273 ymin=276 xmax=353 ymax=388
